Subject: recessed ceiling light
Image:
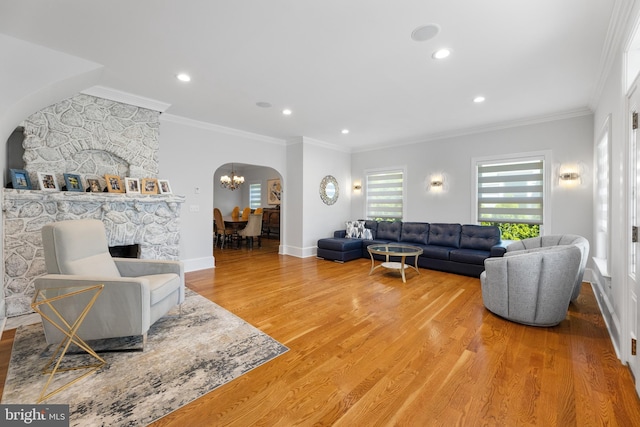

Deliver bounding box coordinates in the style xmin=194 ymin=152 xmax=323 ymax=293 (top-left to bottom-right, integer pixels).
xmin=473 ymin=96 xmax=486 ymax=103
xmin=411 ymin=24 xmax=440 ymax=42
xmin=256 ymin=102 xmax=272 ymax=108
xmin=341 ymin=129 xmax=350 ymax=134
xmin=432 ymin=48 xmax=451 ymax=59
xmin=282 ymin=109 xmax=292 ymax=116
xmin=176 ymin=73 xmax=191 ymax=82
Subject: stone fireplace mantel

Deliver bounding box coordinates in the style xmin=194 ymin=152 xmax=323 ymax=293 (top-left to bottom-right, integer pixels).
xmin=3 ymin=189 xmax=185 ymax=317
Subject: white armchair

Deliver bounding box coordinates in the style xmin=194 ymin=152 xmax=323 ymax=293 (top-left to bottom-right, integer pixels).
xmin=34 ymin=219 xmax=185 ymax=348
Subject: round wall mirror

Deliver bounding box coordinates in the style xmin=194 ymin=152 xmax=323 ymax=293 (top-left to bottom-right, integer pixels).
xmin=319 ymin=175 xmax=339 ymax=205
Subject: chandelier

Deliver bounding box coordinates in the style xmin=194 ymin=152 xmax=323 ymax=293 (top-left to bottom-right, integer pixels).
xmin=220 ymin=163 xmax=245 ymax=191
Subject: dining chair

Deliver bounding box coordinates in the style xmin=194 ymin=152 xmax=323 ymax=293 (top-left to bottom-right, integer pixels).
xmin=238 ymin=214 xmax=262 ymax=248
xmin=254 ymin=207 xmax=263 ymax=215
xmin=241 ymin=206 xmax=251 ymax=220
xmin=214 ymin=208 xmax=233 ymax=248
xmin=231 ymin=206 xmax=240 ymax=219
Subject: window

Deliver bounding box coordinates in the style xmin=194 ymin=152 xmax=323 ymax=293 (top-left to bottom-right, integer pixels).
xmin=365 ymin=169 xmax=404 ymax=221
xmin=596 ymin=121 xmax=610 ymax=270
xmin=475 ymin=155 xmax=546 ymax=239
xmin=249 ymin=183 xmax=261 ymax=209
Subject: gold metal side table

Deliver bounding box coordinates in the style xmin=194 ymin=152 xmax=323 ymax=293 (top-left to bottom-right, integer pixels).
xmin=31 ymin=284 xmax=106 ymax=403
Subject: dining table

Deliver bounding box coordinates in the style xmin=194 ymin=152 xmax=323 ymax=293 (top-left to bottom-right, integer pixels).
xmin=223 ymin=216 xmax=248 ymax=249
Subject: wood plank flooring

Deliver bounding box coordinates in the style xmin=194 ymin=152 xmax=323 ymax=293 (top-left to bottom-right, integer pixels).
xmin=1 ymin=238 xmax=639 ymax=426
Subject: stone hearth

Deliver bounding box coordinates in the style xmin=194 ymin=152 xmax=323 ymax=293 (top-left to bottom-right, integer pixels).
xmin=3 ymin=189 xmax=184 ymax=317
xmin=2 ymin=92 xmax=182 ymax=318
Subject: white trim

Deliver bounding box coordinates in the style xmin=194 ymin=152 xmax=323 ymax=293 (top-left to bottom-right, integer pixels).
xmin=300 ymin=136 xmax=352 ymax=154
xmin=281 ymin=245 xmax=316 ymax=258
xmin=161 ymin=113 xmax=286 ymax=145
xmin=182 ymin=256 xmax=215 ymax=272
xmin=81 ymin=85 xmax=171 ymax=112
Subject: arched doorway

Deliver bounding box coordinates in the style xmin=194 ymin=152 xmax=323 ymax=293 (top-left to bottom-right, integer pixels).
xmin=213 ymin=163 xmax=282 ymax=254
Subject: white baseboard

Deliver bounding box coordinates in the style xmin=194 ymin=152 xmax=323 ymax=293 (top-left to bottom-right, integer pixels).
xmin=182 ymin=256 xmax=215 ymax=272
xmin=281 ymin=245 xmax=317 ymax=258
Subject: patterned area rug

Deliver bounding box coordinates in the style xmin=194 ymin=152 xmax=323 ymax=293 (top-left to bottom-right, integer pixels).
xmin=1 ymin=290 xmax=288 ymax=426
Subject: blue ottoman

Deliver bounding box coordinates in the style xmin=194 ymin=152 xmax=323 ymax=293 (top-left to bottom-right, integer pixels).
xmin=317 ymin=238 xmax=363 ymax=262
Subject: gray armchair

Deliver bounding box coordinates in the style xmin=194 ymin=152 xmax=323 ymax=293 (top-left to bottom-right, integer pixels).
xmin=505 ymin=234 xmax=589 ymax=302
xmin=34 ymin=219 xmax=185 ymax=348
xmin=480 ymin=244 xmax=582 ymax=326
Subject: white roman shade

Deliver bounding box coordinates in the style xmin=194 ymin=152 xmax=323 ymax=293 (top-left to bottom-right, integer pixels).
xmin=477 ymin=159 xmax=544 ymax=224
xmin=366 ymin=170 xmax=404 ymax=221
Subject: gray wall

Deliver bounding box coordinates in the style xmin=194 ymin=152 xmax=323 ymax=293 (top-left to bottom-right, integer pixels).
xmin=351 ymin=115 xmax=594 ymax=240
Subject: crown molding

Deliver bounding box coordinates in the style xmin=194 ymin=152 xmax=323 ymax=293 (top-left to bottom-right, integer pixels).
xmin=81 ymin=85 xmax=171 ymax=112
xmin=589 ymin=0 xmax=635 ymax=108
xmin=161 ymin=113 xmax=286 ymax=145
xmin=353 ymin=107 xmax=593 ymax=153
xmin=300 ymin=136 xmax=352 ymax=154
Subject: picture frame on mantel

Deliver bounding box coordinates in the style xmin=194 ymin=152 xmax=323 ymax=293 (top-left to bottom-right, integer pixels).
xmin=141 ymin=178 xmax=159 ymax=194
xmin=267 ymin=179 xmax=281 ymax=205
xmin=37 ymin=172 xmax=59 ymax=191
xmin=63 ymin=173 xmax=83 ymax=192
xmin=158 ymin=179 xmax=172 ymax=194
xmin=10 ymin=169 xmax=32 ymax=190
xmin=86 ymin=178 xmax=102 ymax=193
xmin=125 ymin=177 xmax=141 ymax=194
xmin=105 ymin=174 xmax=124 ymax=193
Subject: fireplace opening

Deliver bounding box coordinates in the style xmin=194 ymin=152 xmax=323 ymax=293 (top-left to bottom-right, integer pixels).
xmin=109 ymin=244 xmax=140 ymax=259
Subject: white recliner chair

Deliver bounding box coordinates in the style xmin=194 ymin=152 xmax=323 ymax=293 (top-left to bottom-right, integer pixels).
xmin=34 ymin=219 xmax=185 ymax=348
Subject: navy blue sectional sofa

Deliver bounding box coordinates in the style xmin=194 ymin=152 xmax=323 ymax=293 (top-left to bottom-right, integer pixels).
xmin=317 ymin=221 xmax=510 ymax=277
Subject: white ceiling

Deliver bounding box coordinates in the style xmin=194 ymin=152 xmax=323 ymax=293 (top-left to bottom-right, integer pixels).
xmin=0 ymin=1 xmax=618 ymax=151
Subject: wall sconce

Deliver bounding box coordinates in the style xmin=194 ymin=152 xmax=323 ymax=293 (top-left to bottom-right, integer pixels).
xmin=559 ymin=172 xmax=580 ymax=181
xmin=557 ymin=163 xmax=583 ymax=188
xmin=353 ymin=182 xmax=362 ymax=192
xmin=428 ymin=174 xmax=446 ymax=193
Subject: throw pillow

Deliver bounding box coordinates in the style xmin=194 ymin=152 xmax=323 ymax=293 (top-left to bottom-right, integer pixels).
xmin=346 ymin=220 xmax=369 ymax=239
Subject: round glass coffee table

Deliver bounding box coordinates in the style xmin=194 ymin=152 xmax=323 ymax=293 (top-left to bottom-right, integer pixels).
xmin=367 ymin=244 xmax=423 ymax=283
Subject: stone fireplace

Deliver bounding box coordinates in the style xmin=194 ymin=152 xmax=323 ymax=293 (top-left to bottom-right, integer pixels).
xmin=3 ymin=93 xmax=184 ymax=317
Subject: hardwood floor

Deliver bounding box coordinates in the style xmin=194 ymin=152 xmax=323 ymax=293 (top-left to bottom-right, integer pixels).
xmin=2 ymin=238 xmax=639 ymax=426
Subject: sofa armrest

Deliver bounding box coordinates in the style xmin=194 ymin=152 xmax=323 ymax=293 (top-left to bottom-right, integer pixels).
xmin=489 ymin=240 xmax=514 ymax=257
xmin=113 ymin=258 xmax=184 ymax=278
xmin=33 ymin=274 xmax=152 ymax=344
xmin=334 ymin=230 xmax=347 ymax=238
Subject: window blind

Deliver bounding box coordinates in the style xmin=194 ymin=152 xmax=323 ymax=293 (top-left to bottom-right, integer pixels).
xmin=477 ymin=159 xmax=544 ymax=224
xmin=366 ymin=170 xmax=403 ymax=221
xmin=249 ymin=183 xmax=261 ymax=209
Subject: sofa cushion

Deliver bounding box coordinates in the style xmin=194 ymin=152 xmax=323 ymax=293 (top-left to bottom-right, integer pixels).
xmin=376 ymin=221 xmax=402 ymax=241
xmin=346 ymin=221 xmax=367 ymax=238
xmin=428 ymin=223 xmax=461 ymax=248
xmin=450 ymin=248 xmax=490 ymax=266
xmin=363 ymin=220 xmax=378 ymax=239
xmin=400 ymin=222 xmax=429 ymax=245
xmin=421 ymin=245 xmax=453 ymax=261
xmin=460 ymin=224 xmax=500 ymax=251
xmin=318 ymin=237 xmax=363 ymax=252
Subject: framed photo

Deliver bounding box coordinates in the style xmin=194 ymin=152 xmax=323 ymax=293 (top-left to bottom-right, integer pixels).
xmin=105 ymin=174 xmax=124 ymax=193
xmin=63 ymin=173 xmax=83 ymax=192
xmin=37 ymin=172 xmax=59 ymax=191
xmin=10 ymin=169 xmax=32 ymax=190
xmin=87 ymin=178 xmax=102 ymax=193
xmin=125 ymin=177 xmax=141 ymax=194
xmin=267 ymin=178 xmax=281 ymax=205
xmin=141 ymin=178 xmax=159 ymax=194
xmin=158 ymin=179 xmax=172 ymax=194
